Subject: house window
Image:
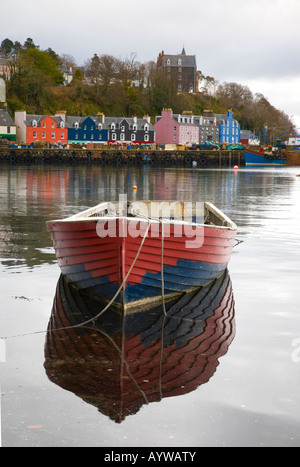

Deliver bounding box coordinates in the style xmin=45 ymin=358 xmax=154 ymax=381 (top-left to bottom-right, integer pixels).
xmin=167 ymin=59 xmax=170 ymax=65
xmin=32 ymin=120 xmax=37 ymax=127
xmin=131 ymin=134 xmax=136 ymax=141
xmin=33 ymin=131 xmax=37 ymax=138
xmin=51 ymin=123 xmax=55 ymax=128
xmin=43 ymin=122 xmax=46 ymax=128
xmin=52 ymin=132 xmax=55 ymax=139
xmin=75 ymin=133 xmax=78 ymax=139
xmin=120 ymin=133 xmax=125 ymax=141
xmin=74 ymin=122 xmax=79 ymax=129
xmin=178 ymin=84 xmax=182 ymax=91
xmin=61 ymin=132 xmax=65 ymax=139
xmin=42 ymin=132 xmax=46 ymax=138
xmin=91 ymin=134 xmax=94 ymax=140
xmin=98 ymin=123 xmax=102 ymax=130
xmin=83 ymin=134 xmax=86 ymax=139
xmin=60 ymin=122 xmax=64 ymax=128
xmin=121 ymin=126 xmax=125 ymax=132
xmin=144 ymin=134 xmax=149 ymax=142
xmin=178 ymin=59 xmax=182 ymax=65
xmin=112 ymin=133 xmax=117 ymax=140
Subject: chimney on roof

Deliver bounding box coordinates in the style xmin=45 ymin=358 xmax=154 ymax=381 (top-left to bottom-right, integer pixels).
xmin=55 ymin=110 xmax=67 ymax=123
xmin=97 ymin=112 xmax=105 ymax=123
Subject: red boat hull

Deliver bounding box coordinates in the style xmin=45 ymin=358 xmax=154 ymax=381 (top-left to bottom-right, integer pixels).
xmin=47 ymin=217 xmax=236 ymax=309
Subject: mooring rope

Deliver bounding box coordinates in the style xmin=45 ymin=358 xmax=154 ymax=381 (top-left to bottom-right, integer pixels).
xmin=159 ymin=219 xmax=167 ymax=318
xmin=1 ymin=216 xmax=154 ymax=340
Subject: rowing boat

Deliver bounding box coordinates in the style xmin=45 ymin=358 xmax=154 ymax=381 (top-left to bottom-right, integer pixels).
xmin=46 ymin=200 xmax=237 ymax=311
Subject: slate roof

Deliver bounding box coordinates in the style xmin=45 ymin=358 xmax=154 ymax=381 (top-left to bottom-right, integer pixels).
xmin=0 ymin=109 xmax=15 ymax=126
xmin=24 ymin=114 xmax=65 ymax=127
xmin=66 ymin=115 xmax=154 ymax=131
xmin=162 ymin=51 xmax=196 ymax=68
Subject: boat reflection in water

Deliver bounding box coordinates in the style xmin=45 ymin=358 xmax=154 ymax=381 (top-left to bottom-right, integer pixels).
xmin=44 ymin=269 xmax=235 ymax=423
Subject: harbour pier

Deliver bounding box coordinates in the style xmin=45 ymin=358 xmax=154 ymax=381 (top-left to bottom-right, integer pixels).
xmin=0 ymin=147 xmax=244 ymax=167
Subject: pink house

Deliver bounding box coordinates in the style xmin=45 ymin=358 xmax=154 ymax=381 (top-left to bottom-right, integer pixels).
xmin=154 ymin=109 xmax=200 ymax=145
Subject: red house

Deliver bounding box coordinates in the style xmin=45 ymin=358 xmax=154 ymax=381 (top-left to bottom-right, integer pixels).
xmin=15 ymin=111 xmax=68 ymax=146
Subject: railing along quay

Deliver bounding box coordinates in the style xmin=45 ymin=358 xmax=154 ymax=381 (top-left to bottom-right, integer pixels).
xmin=0 ymin=147 xmax=244 ymax=167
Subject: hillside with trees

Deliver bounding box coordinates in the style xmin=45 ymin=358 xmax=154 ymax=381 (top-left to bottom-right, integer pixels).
xmin=0 ymin=37 xmax=295 ymax=139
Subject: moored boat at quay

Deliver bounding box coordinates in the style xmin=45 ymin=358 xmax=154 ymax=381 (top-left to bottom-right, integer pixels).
xmin=244 ymin=147 xmax=287 ymax=166
xmin=46 ymin=200 xmax=237 ymax=312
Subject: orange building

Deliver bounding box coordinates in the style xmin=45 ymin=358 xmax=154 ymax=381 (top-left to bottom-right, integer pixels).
xmin=15 ymin=111 xmax=68 ymax=146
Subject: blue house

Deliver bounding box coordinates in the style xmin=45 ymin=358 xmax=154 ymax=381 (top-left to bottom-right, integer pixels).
xmin=217 ymin=111 xmax=240 ymax=144
xmin=67 ymin=115 xmax=108 ymax=144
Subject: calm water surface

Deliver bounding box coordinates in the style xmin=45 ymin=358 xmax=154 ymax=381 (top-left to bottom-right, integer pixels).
xmin=0 ymin=164 xmax=299 ymax=447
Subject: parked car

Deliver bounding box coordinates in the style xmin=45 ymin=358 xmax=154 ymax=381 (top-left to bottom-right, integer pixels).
xmin=192 ymin=142 xmax=220 ymax=150
xmin=226 ymin=143 xmax=243 ymax=150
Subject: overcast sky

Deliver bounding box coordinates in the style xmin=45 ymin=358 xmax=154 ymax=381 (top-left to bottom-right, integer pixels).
xmin=2 ymin=0 xmax=300 ymax=129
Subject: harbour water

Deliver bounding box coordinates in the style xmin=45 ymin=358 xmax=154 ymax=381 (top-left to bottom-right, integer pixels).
xmin=0 ymin=163 xmax=300 ymax=447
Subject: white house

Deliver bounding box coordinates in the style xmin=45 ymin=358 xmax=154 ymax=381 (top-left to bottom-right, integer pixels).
xmin=0 ymin=108 xmax=16 ymax=141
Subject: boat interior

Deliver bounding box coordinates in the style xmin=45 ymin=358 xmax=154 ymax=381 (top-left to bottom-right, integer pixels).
xmin=67 ymin=201 xmax=235 ymax=228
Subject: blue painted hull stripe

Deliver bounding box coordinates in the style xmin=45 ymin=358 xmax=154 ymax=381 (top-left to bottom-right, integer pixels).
xmin=66 ymin=258 xmax=227 ymax=304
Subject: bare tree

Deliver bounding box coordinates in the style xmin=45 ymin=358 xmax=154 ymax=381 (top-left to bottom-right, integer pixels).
xmin=60 ymin=54 xmax=77 ymax=70
xmin=216 ymin=82 xmax=253 ymax=109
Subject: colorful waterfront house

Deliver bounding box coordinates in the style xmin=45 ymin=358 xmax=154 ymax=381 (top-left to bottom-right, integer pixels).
xmin=154 ymin=109 xmax=200 ymax=145
xmin=0 ymin=108 xmax=16 ymax=141
xmin=67 ymin=114 xmax=108 ymax=145
xmin=155 ymin=109 xmax=241 ymax=146
xmin=216 ymin=110 xmax=240 ymax=144
xmin=15 ymin=111 xmax=68 ymax=146
xmin=193 ymin=111 xmax=220 ymax=144
xmin=106 ymin=116 xmax=155 ymax=145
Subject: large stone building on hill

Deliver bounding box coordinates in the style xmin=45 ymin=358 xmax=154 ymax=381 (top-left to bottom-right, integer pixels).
xmin=157 ymin=48 xmax=198 ymax=94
